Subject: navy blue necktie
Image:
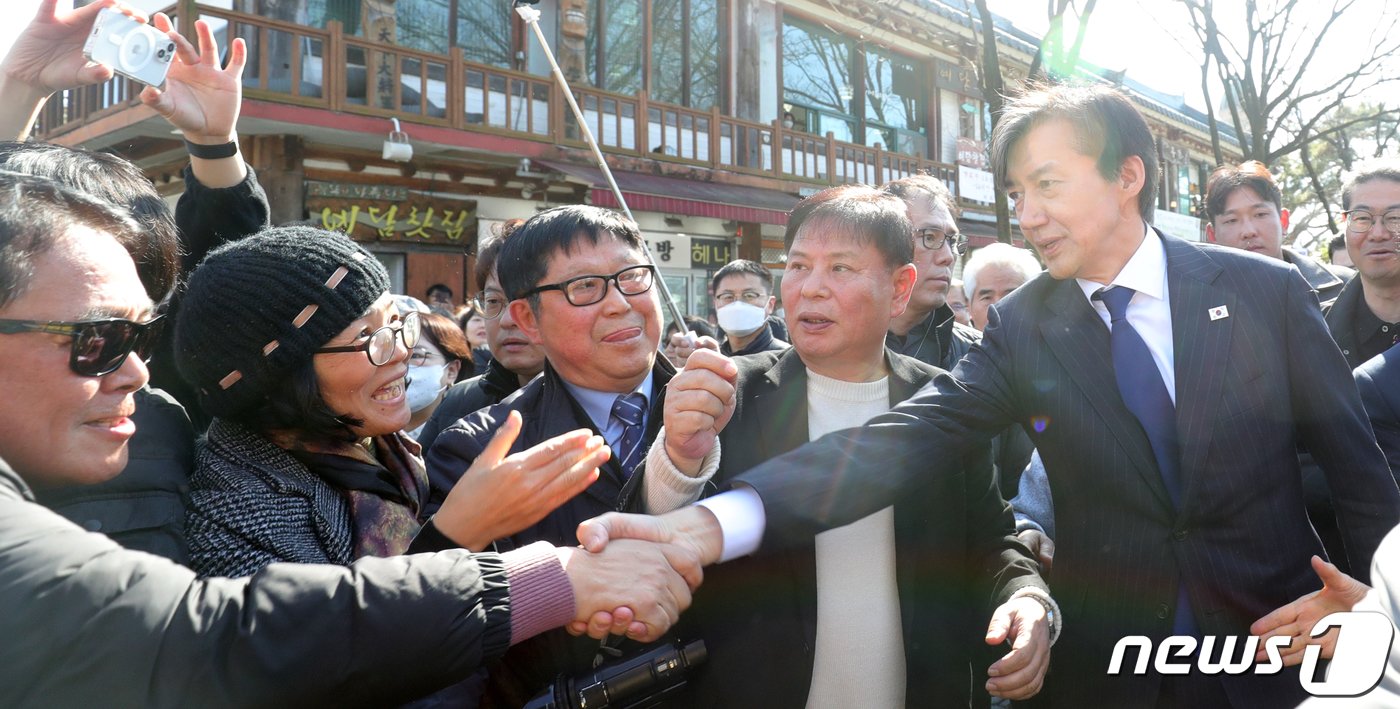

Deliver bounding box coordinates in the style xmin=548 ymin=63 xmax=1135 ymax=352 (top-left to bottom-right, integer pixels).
xmin=1095 ymin=286 xmax=1197 ymax=635
xmin=610 ymin=393 xmax=646 ymax=479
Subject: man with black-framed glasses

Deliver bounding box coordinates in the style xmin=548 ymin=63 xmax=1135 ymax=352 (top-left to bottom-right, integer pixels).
xmin=425 ymin=204 xmax=729 ymax=706
xmin=416 ymin=219 xmax=547 ymax=453
xmin=879 ymin=174 xmax=978 ymax=371
xmin=881 ymin=174 xmax=1036 ymax=499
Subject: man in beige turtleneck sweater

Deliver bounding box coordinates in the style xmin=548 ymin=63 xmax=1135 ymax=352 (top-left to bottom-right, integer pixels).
xmin=640 ymin=184 xmax=1054 ymax=707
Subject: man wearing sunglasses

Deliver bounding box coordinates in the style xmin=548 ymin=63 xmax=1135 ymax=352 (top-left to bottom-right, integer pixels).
xmin=426 ymin=204 xmax=734 ymax=705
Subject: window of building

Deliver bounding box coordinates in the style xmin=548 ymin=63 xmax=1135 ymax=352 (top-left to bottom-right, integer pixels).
xmin=782 ymin=17 xmax=927 ymax=154
xmin=586 ymin=0 xmax=644 ymax=95
xmin=864 ymin=46 xmax=926 ymax=156
xmin=782 ymin=19 xmax=856 ymax=142
xmin=649 ymin=0 xmax=722 ymax=107
xmin=939 ymin=91 xmax=984 ymax=161
xmin=395 ymin=0 xmax=451 ymax=54
xmin=455 ymin=0 xmax=514 ymax=68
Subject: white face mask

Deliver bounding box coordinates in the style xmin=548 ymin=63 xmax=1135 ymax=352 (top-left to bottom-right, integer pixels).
xmin=405 ymin=363 xmax=448 ymax=412
xmin=716 ymin=301 xmax=768 ymax=337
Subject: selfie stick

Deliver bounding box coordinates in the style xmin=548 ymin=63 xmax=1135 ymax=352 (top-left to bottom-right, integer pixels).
xmin=514 ymin=2 xmax=692 ymax=336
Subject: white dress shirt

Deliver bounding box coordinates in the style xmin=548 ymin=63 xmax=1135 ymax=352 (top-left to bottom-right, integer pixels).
xmin=1075 ymin=223 xmax=1176 ymax=402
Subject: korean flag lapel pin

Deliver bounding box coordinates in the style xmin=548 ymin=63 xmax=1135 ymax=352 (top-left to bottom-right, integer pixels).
xmin=1208 ymin=305 xmax=1229 ymax=321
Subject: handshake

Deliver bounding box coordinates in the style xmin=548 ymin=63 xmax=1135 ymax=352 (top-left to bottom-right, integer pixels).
xmin=559 ymin=507 xmax=726 ymax=641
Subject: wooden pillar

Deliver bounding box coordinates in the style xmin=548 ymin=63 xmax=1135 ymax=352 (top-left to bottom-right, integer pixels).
xmin=738 ymin=221 xmax=763 ymax=262
xmin=248 ymin=135 xmax=306 ymax=225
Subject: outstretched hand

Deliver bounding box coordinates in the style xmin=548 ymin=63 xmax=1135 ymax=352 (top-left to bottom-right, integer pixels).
xmin=1251 ymin=555 xmax=1370 ymax=666
xmin=432 ymin=410 xmax=609 ymax=551
xmin=140 ymin=15 xmax=247 ymax=144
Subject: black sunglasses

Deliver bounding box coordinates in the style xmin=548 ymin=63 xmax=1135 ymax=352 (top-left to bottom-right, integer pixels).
xmin=0 ymin=314 xmax=165 ymax=377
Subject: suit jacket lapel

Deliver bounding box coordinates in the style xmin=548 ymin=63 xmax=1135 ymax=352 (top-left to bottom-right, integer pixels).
xmin=1039 ymin=276 xmax=1175 ymax=511
xmin=754 ymin=349 xmax=814 ymax=462
xmin=1163 ymin=235 xmax=1233 ymax=512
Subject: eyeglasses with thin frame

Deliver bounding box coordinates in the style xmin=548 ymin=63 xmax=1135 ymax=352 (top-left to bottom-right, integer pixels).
xmin=315 ymin=310 xmax=422 ymax=366
xmin=916 ymin=227 xmax=967 ymax=255
xmin=715 ymin=289 xmax=769 ymax=306
xmin=522 ymin=264 xmax=657 ymax=307
xmin=1344 ymin=209 xmax=1400 ymax=236
xmin=0 ymin=314 xmax=165 ymax=377
xmin=408 ymin=347 xmax=446 ymax=367
xmin=473 ymin=289 xmax=508 ymax=320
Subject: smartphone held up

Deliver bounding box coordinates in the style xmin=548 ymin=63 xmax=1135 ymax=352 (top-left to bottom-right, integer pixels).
xmin=82 ymin=7 xmax=176 ymax=88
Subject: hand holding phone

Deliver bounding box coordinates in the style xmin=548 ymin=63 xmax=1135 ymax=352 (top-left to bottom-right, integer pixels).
xmin=83 ymin=7 xmax=175 ymax=88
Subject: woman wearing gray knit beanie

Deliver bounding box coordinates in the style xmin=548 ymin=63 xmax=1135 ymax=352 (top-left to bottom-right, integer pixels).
xmin=174 ymin=226 xmax=611 ymax=583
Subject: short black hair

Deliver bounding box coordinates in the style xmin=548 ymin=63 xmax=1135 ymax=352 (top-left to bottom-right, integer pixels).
xmin=497 ymin=205 xmax=645 ymax=307
xmin=1341 ymin=159 xmax=1400 ymax=211
xmin=0 ymin=171 xmax=141 ymax=310
xmin=1329 ymin=234 xmax=1347 ymax=263
xmin=0 ymin=142 xmax=179 ymax=303
xmin=991 ymin=83 xmax=1161 ymax=221
xmin=473 ymin=218 xmax=526 ymax=289
xmin=711 ymin=259 xmax=773 ymax=295
xmin=1205 ymin=161 xmax=1282 ymax=222
xmin=879 ymin=173 xmax=961 ymax=219
xmin=783 ymin=184 xmax=913 ymax=269
xmin=426 ymin=283 xmax=453 ymax=299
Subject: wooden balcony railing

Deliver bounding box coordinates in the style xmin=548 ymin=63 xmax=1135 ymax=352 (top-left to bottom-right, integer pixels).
xmin=33 ymin=3 xmax=980 ymax=207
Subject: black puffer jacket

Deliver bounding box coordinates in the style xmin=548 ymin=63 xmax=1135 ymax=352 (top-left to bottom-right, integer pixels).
xmin=0 ymin=454 xmax=513 ymax=708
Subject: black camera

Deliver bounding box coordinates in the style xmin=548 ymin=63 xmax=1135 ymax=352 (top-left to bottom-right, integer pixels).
xmin=523 ymin=639 xmax=707 ymax=709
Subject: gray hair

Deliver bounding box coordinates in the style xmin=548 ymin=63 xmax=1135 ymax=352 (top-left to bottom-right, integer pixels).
xmin=1341 ymin=158 xmax=1400 ymax=211
xmin=963 ymin=243 xmax=1042 ymax=299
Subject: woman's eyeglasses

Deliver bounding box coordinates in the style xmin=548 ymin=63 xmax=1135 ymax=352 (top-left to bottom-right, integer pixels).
xmin=315 ymin=311 xmax=422 ymax=366
xmin=0 ymin=314 xmax=165 ymax=377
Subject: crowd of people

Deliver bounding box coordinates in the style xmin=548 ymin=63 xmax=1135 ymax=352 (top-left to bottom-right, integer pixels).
xmin=4 ymin=1 xmax=1400 ymax=708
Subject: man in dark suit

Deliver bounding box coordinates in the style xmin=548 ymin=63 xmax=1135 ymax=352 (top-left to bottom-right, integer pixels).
xmin=426 ymin=205 xmax=681 ymax=704
xmin=640 ymin=185 xmax=1050 ymax=706
xmin=581 ymin=84 xmax=1400 ymax=708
